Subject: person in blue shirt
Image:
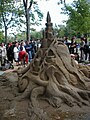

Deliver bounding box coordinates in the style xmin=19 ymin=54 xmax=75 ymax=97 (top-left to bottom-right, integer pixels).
xmin=25 ymin=41 xmax=32 ymax=62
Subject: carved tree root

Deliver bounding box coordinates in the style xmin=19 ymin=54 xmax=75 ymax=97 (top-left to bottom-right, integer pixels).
xmin=47 ymin=47 xmax=87 ymax=89
xmin=18 ymin=71 xmax=48 ymax=92
xmin=46 ymin=83 xmax=90 ymax=107
xmin=46 ymin=81 xmax=75 ymax=107
xmin=16 ymin=81 xmax=37 ymax=101
xmin=58 ymin=85 xmax=90 ymax=106
xmin=30 ymin=86 xmax=45 ymax=107
xmin=45 ymin=65 xmax=90 ymax=107
xmin=17 ymin=39 xmax=90 ymax=108
xmin=18 ymin=76 xmax=29 ymax=92
xmin=18 ymin=73 xmax=48 ymax=102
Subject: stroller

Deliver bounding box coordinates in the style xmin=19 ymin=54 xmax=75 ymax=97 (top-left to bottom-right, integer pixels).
xmin=0 ymin=58 xmax=14 ymax=71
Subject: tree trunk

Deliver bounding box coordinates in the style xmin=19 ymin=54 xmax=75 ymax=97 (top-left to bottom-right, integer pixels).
xmin=2 ymin=13 xmax=8 ymax=44
xmin=23 ymin=0 xmax=31 ymax=42
xmin=5 ymin=25 xmax=7 ymax=44
xmin=26 ymin=10 xmax=30 ymax=41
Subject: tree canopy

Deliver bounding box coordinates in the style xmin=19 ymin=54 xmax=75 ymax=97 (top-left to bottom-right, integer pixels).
xmin=22 ymin=0 xmax=43 ymax=41
xmin=61 ymin=0 xmax=90 ymax=36
xmin=0 ymin=0 xmax=43 ymax=43
xmin=0 ymin=0 xmax=24 ymax=43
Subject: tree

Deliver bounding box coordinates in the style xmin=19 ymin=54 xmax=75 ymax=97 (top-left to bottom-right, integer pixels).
xmin=0 ymin=0 xmax=23 ymax=43
xmin=22 ymin=0 xmax=43 ymax=41
xmin=61 ymin=0 xmax=90 ymax=36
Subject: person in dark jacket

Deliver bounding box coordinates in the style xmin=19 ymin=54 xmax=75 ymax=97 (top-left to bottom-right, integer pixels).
xmin=83 ymin=37 xmax=89 ymax=61
xmin=6 ymin=42 xmax=14 ymax=63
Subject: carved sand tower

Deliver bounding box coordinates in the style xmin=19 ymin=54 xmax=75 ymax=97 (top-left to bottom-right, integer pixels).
xmin=41 ymin=11 xmax=54 ymax=48
xmin=45 ymin=11 xmax=53 ymax=39
xmin=17 ymin=12 xmax=90 ymax=109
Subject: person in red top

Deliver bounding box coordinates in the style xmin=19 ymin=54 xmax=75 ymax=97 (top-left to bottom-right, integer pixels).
xmin=19 ymin=46 xmax=28 ymax=65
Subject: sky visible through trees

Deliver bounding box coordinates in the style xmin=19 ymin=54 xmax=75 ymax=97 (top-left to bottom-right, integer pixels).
xmin=9 ymin=0 xmax=74 ymax=33
xmin=34 ymin=0 xmax=74 ymax=31
xmin=3 ymin=0 xmax=90 ymax=37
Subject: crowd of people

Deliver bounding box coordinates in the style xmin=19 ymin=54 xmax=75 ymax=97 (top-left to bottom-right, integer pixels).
xmin=0 ymin=37 xmax=90 ymax=70
xmin=0 ymin=40 xmax=41 ymax=70
xmin=64 ymin=36 xmax=90 ymax=62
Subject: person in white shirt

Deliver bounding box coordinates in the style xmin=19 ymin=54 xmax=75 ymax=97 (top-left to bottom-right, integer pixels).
xmin=0 ymin=42 xmax=7 ymax=66
xmin=13 ymin=42 xmax=19 ymax=66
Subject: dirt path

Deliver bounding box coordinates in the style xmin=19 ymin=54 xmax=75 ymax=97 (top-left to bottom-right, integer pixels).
xmin=0 ymin=72 xmax=90 ymax=120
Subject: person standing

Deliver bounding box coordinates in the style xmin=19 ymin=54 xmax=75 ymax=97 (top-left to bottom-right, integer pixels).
xmin=80 ymin=37 xmax=85 ymax=61
xmin=69 ymin=37 xmax=78 ymax=54
xmin=88 ymin=42 xmax=90 ymax=62
xmin=13 ymin=42 xmax=19 ymax=66
xmin=19 ymin=40 xmax=26 ymax=52
xmin=83 ymin=37 xmax=89 ymax=61
xmin=64 ymin=37 xmax=71 ymax=52
xmin=0 ymin=42 xmax=7 ymax=67
xmin=25 ymin=41 xmax=32 ymax=62
xmin=6 ymin=42 xmax=14 ymax=63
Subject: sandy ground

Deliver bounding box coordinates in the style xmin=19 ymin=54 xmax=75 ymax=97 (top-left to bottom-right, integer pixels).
xmin=0 ymin=65 xmax=90 ymax=120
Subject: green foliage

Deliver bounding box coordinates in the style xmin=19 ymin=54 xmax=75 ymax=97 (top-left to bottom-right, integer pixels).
xmin=8 ymin=30 xmax=42 ymax=42
xmin=22 ymin=0 xmax=43 ymax=26
xmin=0 ymin=31 xmax=4 ymax=42
xmin=61 ymin=0 xmax=90 ymax=36
xmin=30 ymin=30 xmax=42 ymax=39
xmin=0 ymin=0 xmax=18 ymax=26
xmin=53 ymin=24 xmax=66 ymax=38
xmin=20 ymin=0 xmax=44 ymax=41
xmin=15 ymin=32 xmax=26 ymax=41
xmin=0 ymin=0 xmax=44 ymax=42
xmin=0 ymin=0 xmax=25 ymax=43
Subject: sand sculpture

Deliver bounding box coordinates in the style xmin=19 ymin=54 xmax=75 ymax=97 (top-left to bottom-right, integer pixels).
xmin=17 ymin=12 xmax=90 ymax=108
